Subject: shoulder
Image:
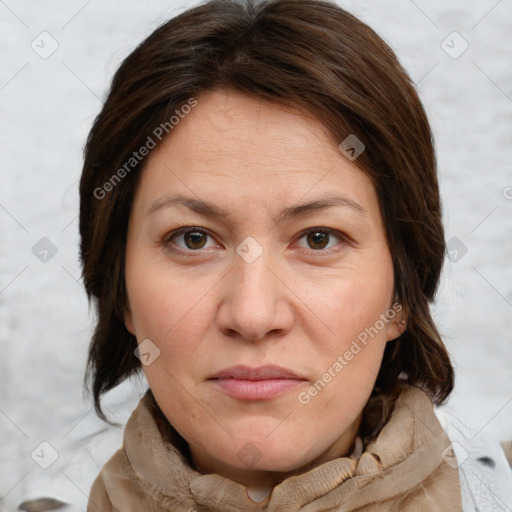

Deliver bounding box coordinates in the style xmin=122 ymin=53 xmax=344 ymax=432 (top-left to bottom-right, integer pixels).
xmin=88 ymin=438 xmax=162 ymax=512
xmin=87 ymin=448 xmax=127 ymax=512
xmin=88 ymin=463 xmax=113 ymax=512
xmin=434 ymin=406 xmax=512 ymax=511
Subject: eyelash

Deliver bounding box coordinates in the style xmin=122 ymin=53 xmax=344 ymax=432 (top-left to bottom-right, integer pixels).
xmin=163 ymin=226 xmax=349 ymax=256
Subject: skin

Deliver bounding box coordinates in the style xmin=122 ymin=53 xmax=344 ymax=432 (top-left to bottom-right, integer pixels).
xmin=124 ymin=88 xmax=405 ymax=498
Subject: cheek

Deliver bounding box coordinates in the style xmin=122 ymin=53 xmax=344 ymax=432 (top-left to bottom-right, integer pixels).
xmin=129 ymin=274 xmax=210 ymax=425
xmin=303 ymin=261 xmax=394 ymax=354
xmin=308 ymin=255 xmax=394 ymax=404
xmin=126 ymin=269 xmax=221 ymax=391
xmin=126 ymin=265 xmax=212 ymax=339
xmin=128 ymin=276 xmax=223 ymax=446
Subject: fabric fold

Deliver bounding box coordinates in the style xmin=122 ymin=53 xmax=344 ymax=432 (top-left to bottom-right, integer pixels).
xmin=88 ymin=384 xmax=463 ymax=511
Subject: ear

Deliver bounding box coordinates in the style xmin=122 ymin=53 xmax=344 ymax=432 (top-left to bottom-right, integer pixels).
xmin=386 ymin=302 xmax=407 ymax=342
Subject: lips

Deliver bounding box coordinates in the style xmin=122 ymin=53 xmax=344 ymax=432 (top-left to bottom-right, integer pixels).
xmin=208 ymin=364 xmax=304 ymax=381
xmin=208 ymin=365 xmax=307 ymax=400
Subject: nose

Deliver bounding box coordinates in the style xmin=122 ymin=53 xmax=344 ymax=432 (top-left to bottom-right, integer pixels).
xmin=216 ymin=245 xmax=294 ymax=342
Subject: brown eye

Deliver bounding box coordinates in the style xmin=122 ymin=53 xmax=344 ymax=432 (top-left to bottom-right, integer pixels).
xmin=307 ymin=230 xmax=330 ymax=250
xmin=183 ymin=230 xmax=207 ymax=250
xmin=166 ymin=227 xmax=214 ymax=252
xmin=297 ymin=228 xmax=345 ymax=252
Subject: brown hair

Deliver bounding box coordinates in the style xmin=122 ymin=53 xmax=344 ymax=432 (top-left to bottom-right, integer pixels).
xmin=80 ymin=0 xmax=454 ymax=431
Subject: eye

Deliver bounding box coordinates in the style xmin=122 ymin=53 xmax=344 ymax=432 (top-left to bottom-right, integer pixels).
xmin=295 ymin=227 xmax=346 ymax=252
xmin=164 ymin=226 xmax=348 ymax=255
xmin=165 ymin=227 xmax=217 ymax=252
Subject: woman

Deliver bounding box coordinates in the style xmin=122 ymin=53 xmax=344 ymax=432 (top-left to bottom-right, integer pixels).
xmin=79 ymin=0 xmax=512 ymax=510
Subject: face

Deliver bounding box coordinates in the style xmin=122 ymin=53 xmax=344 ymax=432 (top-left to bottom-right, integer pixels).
xmin=124 ymin=89 xmax=403 ymax=484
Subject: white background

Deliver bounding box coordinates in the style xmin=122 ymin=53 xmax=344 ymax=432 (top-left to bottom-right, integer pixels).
xmin=1 ymin=0 xmax=511 ymax=509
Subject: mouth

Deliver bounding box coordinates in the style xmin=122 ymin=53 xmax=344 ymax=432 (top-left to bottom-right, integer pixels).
xmin=207 ymin=364 xmax=307 ymax=400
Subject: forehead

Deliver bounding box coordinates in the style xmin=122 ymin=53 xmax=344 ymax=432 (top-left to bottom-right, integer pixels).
xmin=135 ymin=89 xmax=379 ymax=218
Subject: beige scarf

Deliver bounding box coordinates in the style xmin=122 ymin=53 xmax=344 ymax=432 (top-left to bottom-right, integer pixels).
xmin=88 ymin=385 xmax=462 ymax=511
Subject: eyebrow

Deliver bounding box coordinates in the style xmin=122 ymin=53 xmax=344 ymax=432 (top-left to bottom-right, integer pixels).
xmin=146 ymin=193 xmax=367 ymax=221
